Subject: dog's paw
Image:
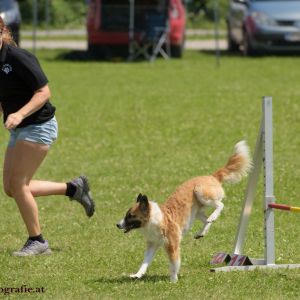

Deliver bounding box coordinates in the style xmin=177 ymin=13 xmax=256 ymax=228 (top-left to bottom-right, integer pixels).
xmin=130 ymin=273 xmax=143 ymax=279
xmin=194 ymin=233 xmax=204 ymax=239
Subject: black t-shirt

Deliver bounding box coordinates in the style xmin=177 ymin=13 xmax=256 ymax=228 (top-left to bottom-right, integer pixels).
xmin=0 ymin=43 xmax=55 ymax=128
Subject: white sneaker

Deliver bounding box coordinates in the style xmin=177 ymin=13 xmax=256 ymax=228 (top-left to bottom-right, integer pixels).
xmin=12 ymin=239 xmax=52 ymax=257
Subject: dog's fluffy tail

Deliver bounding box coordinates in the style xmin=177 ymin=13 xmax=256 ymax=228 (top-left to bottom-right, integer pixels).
xmin=213 ymin=140 xmax=252 ymax=184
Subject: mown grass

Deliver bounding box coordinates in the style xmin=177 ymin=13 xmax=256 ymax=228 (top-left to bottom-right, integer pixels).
xmin=21 ymin=35 xmax=87 ymax=41
xmin=0 ymin=50 xmax=300 ymax=299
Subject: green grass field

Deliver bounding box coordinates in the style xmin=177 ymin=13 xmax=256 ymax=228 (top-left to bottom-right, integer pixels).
xmin=0 ymin=50 xmax=300 ymax=299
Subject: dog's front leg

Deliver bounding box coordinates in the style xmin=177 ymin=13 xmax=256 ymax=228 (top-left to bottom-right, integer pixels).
xmin=130 ymin=242 xmax=158 ymax=279
xmin=165 ymin=235 xmax=181 ymax=282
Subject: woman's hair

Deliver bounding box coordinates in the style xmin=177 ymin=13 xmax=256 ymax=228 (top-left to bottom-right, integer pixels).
xmin=0 ymin=16 xmax=17 ymax=46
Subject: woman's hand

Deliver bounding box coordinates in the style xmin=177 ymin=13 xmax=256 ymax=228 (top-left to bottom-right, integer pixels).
xmin=5 ymin=112 xmax=24 ymax=129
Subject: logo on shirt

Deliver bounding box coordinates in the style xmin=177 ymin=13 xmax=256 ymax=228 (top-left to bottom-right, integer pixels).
xmin=2 ymin=64 xmax=13 ymax=74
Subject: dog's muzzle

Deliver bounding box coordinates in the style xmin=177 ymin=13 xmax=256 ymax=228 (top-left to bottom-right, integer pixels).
xmin=116 ymin=219 xmax=141 ymax=233
xmin=116 ymin=219 xmax=131 ymax=233
xmin=116 ymin=219 xmax=125 ymax=230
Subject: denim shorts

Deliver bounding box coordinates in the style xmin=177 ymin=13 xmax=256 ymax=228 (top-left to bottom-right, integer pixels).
xmin=8 ymin=116 xmax=58 ymax=147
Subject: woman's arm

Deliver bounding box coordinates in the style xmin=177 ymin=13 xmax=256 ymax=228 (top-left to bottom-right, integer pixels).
xmin=4 ymin=85 xmax=51 ymax=130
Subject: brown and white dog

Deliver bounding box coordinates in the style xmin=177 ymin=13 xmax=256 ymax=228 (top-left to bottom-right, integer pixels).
xmin=117 ymin=141 xmax=251 ymax=282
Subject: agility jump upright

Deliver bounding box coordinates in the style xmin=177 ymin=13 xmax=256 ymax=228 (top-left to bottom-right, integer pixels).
xmin=211 ymin=96 xmax=300 ymax=272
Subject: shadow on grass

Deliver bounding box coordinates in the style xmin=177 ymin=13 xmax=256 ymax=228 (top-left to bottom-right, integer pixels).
xmin=86 ymin=274 xmax=169 ymax=285
xmin=54 ymin=49 xmax=300 ymax=63
xmin=198 ymin=49 xmax=300 ymax=58
xmin=54 ymin=50 xmax=148 ymax=63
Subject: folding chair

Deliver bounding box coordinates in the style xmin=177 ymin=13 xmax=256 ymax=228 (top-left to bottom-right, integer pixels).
xmin=129 ymin=10 xmax=170 ymax=62
xmin=141 ymin=12 xmax=170 ymax=62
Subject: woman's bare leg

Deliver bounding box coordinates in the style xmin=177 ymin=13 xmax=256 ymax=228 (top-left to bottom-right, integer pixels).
xmin=3 ymin=147 xmax=67 ymax=198
xmin=4 ymin=140 xmax=50 ymax=236
xmin=29 ymin=180 xmax=67 ymax=197
xmin=3 ymin=141 xmax=95 ymax=238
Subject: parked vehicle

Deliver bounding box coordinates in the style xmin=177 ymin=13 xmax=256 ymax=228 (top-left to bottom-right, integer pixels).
xmin=227 ymin=0 xmax=300 ymax=55
xmin=0 ymin=0 xmax=21 ymax=45
xmin=87 ymin=0 xmax=186 ymax=58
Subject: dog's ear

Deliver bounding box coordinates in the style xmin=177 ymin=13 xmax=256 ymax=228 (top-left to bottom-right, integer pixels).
xmin=137 ymin=193 xmax=143 ymax=202
xmin=139 ymin=195 xmax=149 ymax=214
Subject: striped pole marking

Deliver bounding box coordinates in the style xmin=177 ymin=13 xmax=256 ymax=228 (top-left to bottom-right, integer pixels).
xmin=268 ymin=203 xmax=300 ymax=213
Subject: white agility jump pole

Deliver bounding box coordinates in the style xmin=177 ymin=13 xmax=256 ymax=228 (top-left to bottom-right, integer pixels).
xmin=211 ymin=96 xmax=300 ymax=272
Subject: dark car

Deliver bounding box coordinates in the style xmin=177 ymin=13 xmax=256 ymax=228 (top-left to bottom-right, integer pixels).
xmin=0 ymin=0 xmax=21 ymax=45
xmin=227 ymin=0 xmax=300 ymax=55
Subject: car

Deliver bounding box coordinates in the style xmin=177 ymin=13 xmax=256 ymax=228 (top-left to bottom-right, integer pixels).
xmin=0 ymin=0 xmax=21 ymax=45
xmin=227 ymin=0 xmax=300 ymax=55
xmin=87 ymin=0 xmax=186 ymax=58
